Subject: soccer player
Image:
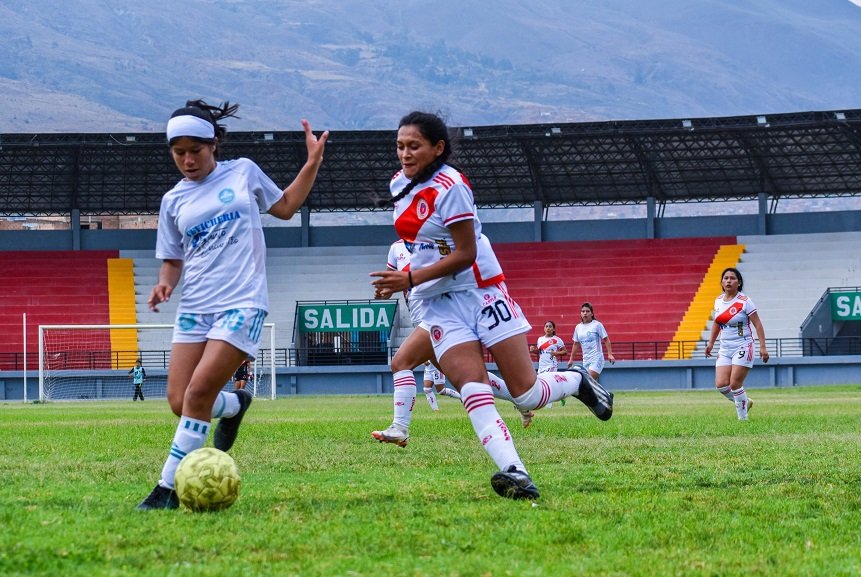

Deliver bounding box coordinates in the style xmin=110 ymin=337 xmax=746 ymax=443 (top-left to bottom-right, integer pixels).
xmin=128 ymin=359 xmax=146 ymax=401
xmin=370 ymin=111 xmax=614 ymax=500
xmin=705 ymin=267 xmax=769 ymax=420
xmin=232 ymin=358 xmax=250 ymax=391
xmin=530 ymin=321 xmax=568 ymax=374
xmin=137 ymin=99 xmax=328 ymax=510
xmin=566 ymin=303 xmax=615 ymax=381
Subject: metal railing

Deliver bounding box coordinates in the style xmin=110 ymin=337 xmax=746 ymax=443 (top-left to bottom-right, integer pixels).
xmin=2 ymin=337 xmax=860 ymax=372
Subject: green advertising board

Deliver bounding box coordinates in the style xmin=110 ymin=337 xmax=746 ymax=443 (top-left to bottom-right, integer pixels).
xmin=831 ymin=291 xmax=861 ymax=321
xmin=298 ymin=302 xmax=398 ymax=332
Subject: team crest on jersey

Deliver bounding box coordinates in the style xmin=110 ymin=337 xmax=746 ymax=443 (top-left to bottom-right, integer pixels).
xmin=218 ymin=188 xmax=235 ymax=203
xmin=416 ymin=199 xmax=430 ymax=220
xmin=729 ymin=306 xmax=738 ymax=315
xmin=430 ymin=325 xmax=444 ymax=342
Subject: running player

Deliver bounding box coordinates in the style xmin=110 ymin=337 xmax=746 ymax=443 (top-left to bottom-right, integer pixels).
xmin=371 ymin=111 xmax=613 ymax=500
xmin=566 ymin=303 xmax=615 ymax=381
xmin=704 ymin=267 xmax=769 ymax=420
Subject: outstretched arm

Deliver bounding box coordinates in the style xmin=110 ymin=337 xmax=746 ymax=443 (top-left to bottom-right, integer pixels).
xmin=268 ymin=119 xmax=330 ymax=220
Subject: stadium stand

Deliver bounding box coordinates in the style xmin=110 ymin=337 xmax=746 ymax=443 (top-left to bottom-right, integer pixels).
xmin=493 ymin=237 xmax=737 ymax=360
xmin=711 ymin=231 xmax=861 ymax=341
xmin=123 ymin=246 xmax=391 ymax=355
xmin=0 ymin=251 xmax=117 ymax=370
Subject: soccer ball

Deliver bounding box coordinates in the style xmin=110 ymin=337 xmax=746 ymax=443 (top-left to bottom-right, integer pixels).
xmin=175 ymin=447 xmax=241 ymax=512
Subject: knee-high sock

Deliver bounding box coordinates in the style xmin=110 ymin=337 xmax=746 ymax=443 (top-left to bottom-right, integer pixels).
xmin=733 ymin=386 xmax=749 ymax=418
xmin=461 ymin=382 xmax=526 ymax=473
xmin=438 ymin=387 xmax=462 ymax=400
xmin=159 ymin=415 xmax=209 ymax=489
xmin=211 ymin=390 xmax=241 ymax=419
xmin=487 ymin=371 xmax=516 ymax=404
xmin=513 ymin=371 xmax=582 ymax=411
xmin=392 ymin=369 xmax=417 ymax=429
xmin=423 ymin=386 xmax=439 ymax=411
xmin=717 ymin=385 xmax=734 ymax=402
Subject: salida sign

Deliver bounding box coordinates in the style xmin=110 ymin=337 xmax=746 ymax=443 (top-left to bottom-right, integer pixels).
xmin=830 ymin=291 xmax=861 ymax=321
xmin=298 ymin=302 xmax=397 ymax=332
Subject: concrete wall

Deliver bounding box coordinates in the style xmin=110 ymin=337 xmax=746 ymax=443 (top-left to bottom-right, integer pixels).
xmin=2 ymin=356 xmax=857 ymax=401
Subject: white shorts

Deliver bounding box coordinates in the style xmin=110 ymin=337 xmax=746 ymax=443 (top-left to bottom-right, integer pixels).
xmin=423 ymin=284 xmax=531 ymax=361
xmin=423 ymin=362 xmax=445 ymax=385
xmin=716 ymin=342 xmax=754 ymax=369
xmin=407 ymin=296 xmax=425 ymax=327
xmin=172 ymin=308 xmax=268 ymax=359
xmin=583 ymin=358 xmax=605 ymax=375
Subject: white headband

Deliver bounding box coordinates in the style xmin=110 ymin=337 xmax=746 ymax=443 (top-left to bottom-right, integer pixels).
xmin=166 ymin=115 xmax=216 ymax=141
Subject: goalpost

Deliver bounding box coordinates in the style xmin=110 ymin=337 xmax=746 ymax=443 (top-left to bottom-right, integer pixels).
xmin=38 ymin=323 xmax=276 ymax=402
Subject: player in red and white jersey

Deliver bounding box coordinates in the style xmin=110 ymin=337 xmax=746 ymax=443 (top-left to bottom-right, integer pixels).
xmin=371 ymin=111 xmax=614 ymax=501
xmin=530 ymin=321 xmax=568 ymax=374
xmin=705 ymin=267 xmax=769 ymax=421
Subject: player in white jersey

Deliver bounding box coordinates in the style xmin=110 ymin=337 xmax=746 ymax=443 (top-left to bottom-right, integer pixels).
xmin=385 ymin=239 xmax=459 ymax=414
xmin=370 ymin=111 xmax=613 ymax=501
xmin=566 ymin=303 xmax=615 ymax=380
xmin=376 ymin=240 xmax=533 ymax=439
xmin=138 ymin=99 xmax=328 ymax=509
xmin=705 ymin=267 xmax=769 ymax=421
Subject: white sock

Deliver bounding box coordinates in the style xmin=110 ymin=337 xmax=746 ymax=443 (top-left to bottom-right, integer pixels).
xmin=461 ymin=381 xmax=526 ymax=473
xmin=487 ymin=371 xmax=515 ymax=403
xmin=211 ymin=391 xmax=241 ymax=419
xmin=733 ymin=387 xmax=749 ymax=419
xmin=392 ymin=370 xmax=416 ymax=430
xmin=717 ymin=385 xmax=734 ymax=402
xmin=423 ymin=386 xmax=439 ymax=411
xmin=438 ymin=387 xmax=462 ymax=400
xmin=159 ymin=415 xmax=210 ymax=489
xmin=513 ymin=372 xmax=582 ymax=411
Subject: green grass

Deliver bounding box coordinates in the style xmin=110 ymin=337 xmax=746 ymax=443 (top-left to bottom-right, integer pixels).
xmin=2 ymin=386 xmax=861 ymax=577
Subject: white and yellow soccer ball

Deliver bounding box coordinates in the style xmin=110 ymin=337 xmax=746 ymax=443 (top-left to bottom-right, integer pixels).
xmin=175 ymin=447 xmax=241 ymax=512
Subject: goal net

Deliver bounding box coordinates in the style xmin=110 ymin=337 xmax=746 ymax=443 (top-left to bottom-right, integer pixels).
xmin=38 ymin=323 xmax=276 ymax=402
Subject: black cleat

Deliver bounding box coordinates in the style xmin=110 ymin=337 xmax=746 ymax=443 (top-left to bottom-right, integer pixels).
xmin=137 ymin=483 xmax=179 ymax=510
xmin=214 ymin=389 xmax=253 ymax=452
xmin=568 ymin=365 xmax=614 ymax=421
xmin=491 ymin=465 xmax=540 ymax=500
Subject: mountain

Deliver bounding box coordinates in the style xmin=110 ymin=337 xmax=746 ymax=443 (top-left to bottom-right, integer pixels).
xmin=1 ymin=0 xmax=860 ymax=133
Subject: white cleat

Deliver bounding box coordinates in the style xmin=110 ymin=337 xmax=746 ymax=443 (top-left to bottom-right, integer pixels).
xmin=371 ymin=424 xmax=410 ymax=447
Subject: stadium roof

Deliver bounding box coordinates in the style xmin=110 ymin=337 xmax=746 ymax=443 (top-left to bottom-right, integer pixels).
xmin=1 ymin=109 xmax=860 ymax=215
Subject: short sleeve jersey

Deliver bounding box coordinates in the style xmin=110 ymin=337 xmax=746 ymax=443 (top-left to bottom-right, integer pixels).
xmin=574 ymin=320 xmax=608 ymax=366
xmin=156 ymin=158 xmax=283 ymax=313
xmin=536 ymin=334 xmax=565 ymax=373
xmin=390 ymin=165 xmax=504 ymax=300
xmin=713 ymin=292 xmax=758 ymax=353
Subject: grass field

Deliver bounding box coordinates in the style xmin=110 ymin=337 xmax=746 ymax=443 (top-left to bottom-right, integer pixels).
xmin=2 ymin=386 xmax=860 ymax=577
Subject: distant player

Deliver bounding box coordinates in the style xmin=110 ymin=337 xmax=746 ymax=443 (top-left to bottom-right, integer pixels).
xmin=705 ymin=267 xmax=769 ymax=421
xmin=233 ymin=358 xmax=250 ymax=391
xmin=567 ymin=303 xmax=615 ymax=381
xmin=530 ymin=320 xmax=568 ymax=407
xmin=129 ymin=359 xmax=146 ymax=401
